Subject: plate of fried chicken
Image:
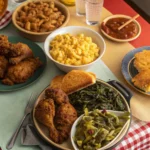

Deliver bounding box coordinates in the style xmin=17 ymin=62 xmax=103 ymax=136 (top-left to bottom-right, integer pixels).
xmin=0 ymin=35 xmax=46 ymax=91
xmin=33 ymin=88 xmax=77 ymax=150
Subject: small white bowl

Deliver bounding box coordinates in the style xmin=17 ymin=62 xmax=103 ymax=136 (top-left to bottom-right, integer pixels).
xmin=100 ymin=14 xmax=141 ymax=42
xmin=44 ymin=26 xmax=106 ymax=72
xmin=71 ymin=110 xmax=130 ymax=150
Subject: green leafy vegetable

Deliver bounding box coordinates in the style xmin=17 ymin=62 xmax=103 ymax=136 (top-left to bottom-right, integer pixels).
xmin=69 ymin=81 xmax=127 ymax=116
xmin=74 ymin=109 xmax=130 ymax=150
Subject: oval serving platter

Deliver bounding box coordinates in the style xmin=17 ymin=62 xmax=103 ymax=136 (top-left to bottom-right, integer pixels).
xmin=32 ymin=79 xmax=131 ymax=150
xmin=100 ymin=14 xmax=141 ymax=42
xmin=121 ymin=46 xmax=150 ymax=95
xmin=0 ymin=36 xmax=47 ymax=92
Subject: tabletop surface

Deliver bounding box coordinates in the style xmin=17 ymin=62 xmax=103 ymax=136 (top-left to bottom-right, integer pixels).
xmin=0 ymin=0 xmax=150 ymax=150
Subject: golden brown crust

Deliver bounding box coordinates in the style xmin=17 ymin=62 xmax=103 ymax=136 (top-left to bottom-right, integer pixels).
xmin=50 ymin=75 xmax=64 ymax=89
xmin=61 ymin=70 xmax=96 ymax=94
xmin=132 ymin=69 xmax=150 ymax=92
xmin=49 ymin=70 xmax=96 ymax=94
xmin=134 ymin=50 xmax=150 ymax=72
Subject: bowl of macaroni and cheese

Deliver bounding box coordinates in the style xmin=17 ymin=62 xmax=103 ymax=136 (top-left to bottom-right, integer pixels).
xmin=44 ymin=26 xmax=106 ymax=72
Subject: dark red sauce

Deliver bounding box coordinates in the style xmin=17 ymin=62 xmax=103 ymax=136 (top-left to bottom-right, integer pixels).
xmin=101 ymin=17 xmax=138 ymax=39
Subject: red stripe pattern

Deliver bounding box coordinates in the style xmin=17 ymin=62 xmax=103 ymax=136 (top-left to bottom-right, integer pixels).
xmin=113 ymin=118 xmax=150 ymax=150
xmin=0 ymin=11 xmax=12 ymax=29
xmin=104 ymin=0 xmax=150 ymax=47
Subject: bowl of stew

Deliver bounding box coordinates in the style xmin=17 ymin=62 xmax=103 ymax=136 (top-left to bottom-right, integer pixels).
xmin=100 ymin=14 xmax=141 ymax=42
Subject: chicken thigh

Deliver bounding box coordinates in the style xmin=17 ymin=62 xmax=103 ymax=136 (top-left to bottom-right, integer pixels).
xmin=8 ymin=42 xmax=33 ymax=64
xmin=2 ymin=57 xmax=42 ymax=85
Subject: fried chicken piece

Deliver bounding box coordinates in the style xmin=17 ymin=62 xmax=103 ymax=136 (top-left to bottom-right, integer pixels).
xmin=45 ymin=88 xmax=69 ymax=104
xmin=132 ymin=69 xmax=150 ymax=92
xmin=35 ymin=98 xmax=59 ymax=143
xmin=0 ymin=35 xmax=10 ymax=56
xmin=55 ymin=103 xmax=77 ymax=143
xmin=8 ymin=42 xmax=33 ymax=64
xmin=45 ymin=88 xmax=77 ymax=143
xmin=2 ymin=57 xmax=42 ymax=85
xmin=35 ymin=88 xmax=77 ymax=144
xmin=0 ymin=55 xmax=8 ymax=78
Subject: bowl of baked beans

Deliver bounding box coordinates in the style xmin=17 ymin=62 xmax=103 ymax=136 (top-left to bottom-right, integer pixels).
xmin=100 ymin=14 xmax=141 ymax=42
xmin=12 ymin=0 xmax=70 ymax=42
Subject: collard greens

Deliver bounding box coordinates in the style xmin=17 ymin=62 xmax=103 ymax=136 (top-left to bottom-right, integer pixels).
xmin=69 ymin=81 xmax=126 ymax=116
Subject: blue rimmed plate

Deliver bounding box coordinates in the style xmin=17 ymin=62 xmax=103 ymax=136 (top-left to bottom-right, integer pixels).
xmin=0 ymin=36 xmax=47 ymax=92
xmin=121 ymin=46 xmax=150 ymax=95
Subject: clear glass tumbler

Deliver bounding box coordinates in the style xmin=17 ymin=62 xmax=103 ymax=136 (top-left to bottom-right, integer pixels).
xmin=75 ymin=0 xmax=85 ymax=16
xmin=85 ymin=0 xmax=104 ymax=25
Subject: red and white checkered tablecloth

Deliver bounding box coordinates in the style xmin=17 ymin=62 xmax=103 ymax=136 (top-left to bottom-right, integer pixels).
xmin=113 ymin=117 xmax=150 ymax=150
xmin=0 ymin=10 xmax=12 ymax=30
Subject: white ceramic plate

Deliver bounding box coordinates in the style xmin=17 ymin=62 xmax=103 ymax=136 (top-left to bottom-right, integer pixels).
xmin=100 ymin=14 xmax=141 ymax=42
xmin=71 ymin=110 xmax=131 ymax=150
xmin=32 ymin=79 xmax=131 ymax=150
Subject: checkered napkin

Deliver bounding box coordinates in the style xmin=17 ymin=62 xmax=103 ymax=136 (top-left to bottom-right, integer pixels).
xmin=0 ymin=10 xmax=12 ymax=30
xmin=113 ymin=117 xmax=150 ymax=150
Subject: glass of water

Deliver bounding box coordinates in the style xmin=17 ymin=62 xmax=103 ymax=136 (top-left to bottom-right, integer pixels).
xmin=85 ymin=0 xmax=104 ymax=25
xmin=75 ymin=0 xmax=86 ymax=16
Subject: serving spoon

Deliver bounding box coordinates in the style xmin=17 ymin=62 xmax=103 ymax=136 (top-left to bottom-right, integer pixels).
xmin=118 ymin=14 xmax=140 ymax=30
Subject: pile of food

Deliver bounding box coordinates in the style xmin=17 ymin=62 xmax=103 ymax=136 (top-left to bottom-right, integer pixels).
xmin=0 ymin=35 xmax=42 ymax=85
xmin=35 ymin=88 xmax=77 ymax=143
xmin=49 ymin=33 xmax=100 ymax=65
xmin=132 ymin=50 xmax=150 ymax=92
xmin=34 ymin=70 xmax=130 ymax=149
xmin=16 ymin=1 xmax=65 ymax=32
xmin=69 ymin=81 xmax=127 ymax=116
xmin=74 ymin=109 xmax=130 ymax=150
xmin=101 ymin=17 xmax=138 ymax=39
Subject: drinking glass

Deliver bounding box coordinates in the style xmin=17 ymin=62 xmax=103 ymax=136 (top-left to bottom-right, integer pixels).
xmin=85 ymin=0 xmax=104 ymax=25
xmin=75 ymin=0 xmax=85 ymax=16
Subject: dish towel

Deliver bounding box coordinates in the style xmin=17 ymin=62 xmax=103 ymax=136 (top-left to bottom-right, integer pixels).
xmin=0 ymin=11 xmax=12 ymax=30
xmin=21 ymin=115 xmax=59 ymax=150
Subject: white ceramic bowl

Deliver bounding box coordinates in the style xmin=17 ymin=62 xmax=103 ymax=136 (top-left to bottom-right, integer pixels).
xmin=71 ymin=110 xmax=131 ymax=150
xmin=100 ymin=14 xmax=141 ymax=42
xmin=44 ymin=26 xmax=106 ymax=72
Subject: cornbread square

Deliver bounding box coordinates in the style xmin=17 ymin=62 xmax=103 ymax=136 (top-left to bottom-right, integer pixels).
xmin=132 ymin=69 xmax=150 ymax=92
xmin=133 ymin=50 xmax=150 ymax=72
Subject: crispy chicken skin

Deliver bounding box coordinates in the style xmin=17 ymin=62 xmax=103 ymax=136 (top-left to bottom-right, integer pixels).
xmin=0 ymin=35 xmax=10 ymax=56
xmin=0 ymin=35 xmax=33 ymax=64
xmin=35 ymin=98 xmax=59 ymax=143
xmin=35 ymin=88 xmax=77 ymax=143
xmin=45 ymin=88 xmax=69 ymax=104
xmin=55 ymin=103 xmax=77 ymax=143
xmin=2 ymin=57 xmax=42 ymax=85
xmin=0 ymin=55 xmax=8 ymax=78
xmin=8 ymin=42 xmax=33 ymax=64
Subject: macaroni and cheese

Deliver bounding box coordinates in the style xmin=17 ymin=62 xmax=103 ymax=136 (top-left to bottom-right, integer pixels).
xmin=49 ymin=33 xmax=100 ymax=65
